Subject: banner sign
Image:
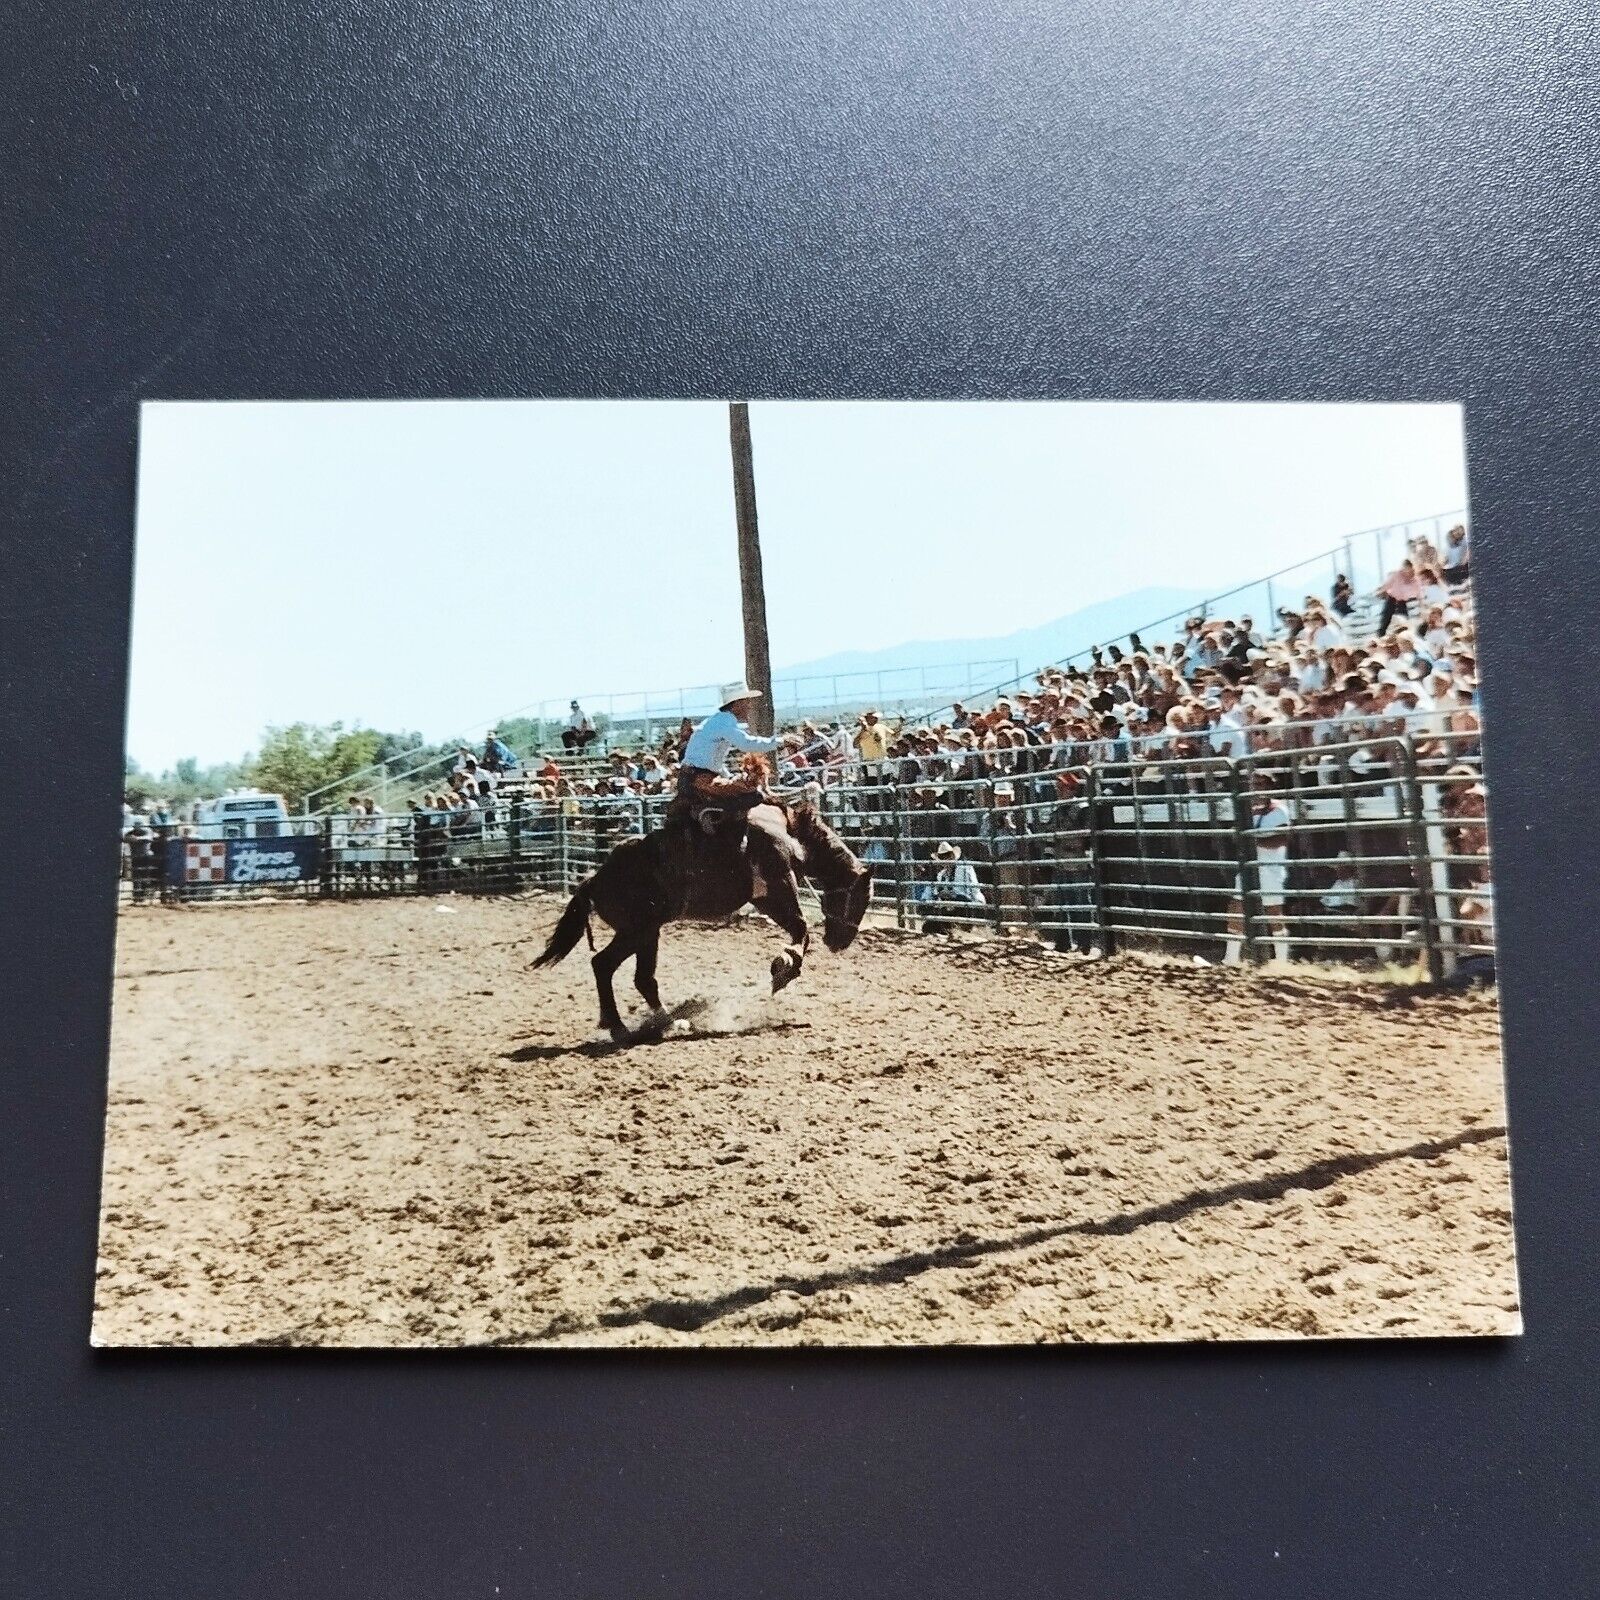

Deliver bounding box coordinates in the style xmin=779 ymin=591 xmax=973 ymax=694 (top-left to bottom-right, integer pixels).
xmin=164 ymin=835 xmax=322 ymax=887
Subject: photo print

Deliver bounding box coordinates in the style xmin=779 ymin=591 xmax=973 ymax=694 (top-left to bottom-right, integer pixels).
xmin=98 ymin=400 xmax=1517 ymax=1347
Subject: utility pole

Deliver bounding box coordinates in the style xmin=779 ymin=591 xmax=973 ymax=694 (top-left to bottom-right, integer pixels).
xmin=728 ymin=400 xmax=774 ymax=734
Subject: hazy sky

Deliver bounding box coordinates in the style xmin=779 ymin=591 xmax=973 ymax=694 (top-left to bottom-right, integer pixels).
xmin=128 ymin=400 xmax=1467 ymax=769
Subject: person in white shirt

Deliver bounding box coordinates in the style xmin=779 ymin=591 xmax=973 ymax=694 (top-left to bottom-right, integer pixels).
xmin=1209 ymin=687 xmax=1251 ymax=758
xmin=668 ymin=680 xmax=781 ymax=832
xmin=1224 ymin=787 xmax=1292 ymax=964
xmin=1306 ymin=608 xmax=1344 ymax=650
xmin=917 ymin=840 xmax=984 ymax=934
xmin=1320 ymin=852 xmax=1359 ymax=922
xmin=562 ymin=700 xmax=597 ymax=751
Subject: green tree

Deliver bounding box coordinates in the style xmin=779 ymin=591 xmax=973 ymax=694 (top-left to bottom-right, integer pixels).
xmin=248 ymin=723 xmax=336 ymax=810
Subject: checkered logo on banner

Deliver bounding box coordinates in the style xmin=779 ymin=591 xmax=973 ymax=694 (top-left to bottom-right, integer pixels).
xmin=184 ymin=841 xmax=228 ymax=883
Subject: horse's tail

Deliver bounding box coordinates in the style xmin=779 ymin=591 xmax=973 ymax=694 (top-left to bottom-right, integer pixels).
xmin=532 ymin=879 xmax=596 ymax=968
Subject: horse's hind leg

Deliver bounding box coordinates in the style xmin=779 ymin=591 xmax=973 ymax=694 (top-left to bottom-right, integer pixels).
xmin=592 ymin=931 xmax=637 ymax=1041
xmin=632 ymin=926 xmax=664 ymax=1013
xmin=754 ymin=876 xmax=811 ymax=994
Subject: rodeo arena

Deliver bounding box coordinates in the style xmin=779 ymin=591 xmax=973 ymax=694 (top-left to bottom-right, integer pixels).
xmin=99 ymin=512 xmax=1518 ymax=1346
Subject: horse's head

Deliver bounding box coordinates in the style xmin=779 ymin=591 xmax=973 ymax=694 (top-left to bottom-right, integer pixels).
xmin=820 ymin=864 xmax=871 ymax=952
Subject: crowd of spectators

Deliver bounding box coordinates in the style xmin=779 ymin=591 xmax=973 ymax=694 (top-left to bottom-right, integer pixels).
xmin=126 ymin=527 xmax=1490 ymax=960
xmin=507 ymin=527 xmax=1480 ymax=804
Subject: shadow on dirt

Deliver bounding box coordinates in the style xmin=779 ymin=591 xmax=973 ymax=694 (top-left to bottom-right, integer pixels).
xmin=582 ymin=1123 xmax=1509 ymax=1336
xmin=504 ymin=997 xmax=812 ymax=1061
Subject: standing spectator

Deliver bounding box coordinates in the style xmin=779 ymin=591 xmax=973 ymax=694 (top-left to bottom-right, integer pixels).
xmin=563 ymin=701 xmax=597 ymax=751
xmin=984 ymin=781 xmax=1027 ymax=926
xmin=853 ymin=709 xmax=893 ymax=785
xmin=1223 ymin=785 xmax=1292 ymax=964
xmin=1374 ymin=559 xmax=1423 ymax=635
xmin=125 ymin=819 xmax=158 ymax=903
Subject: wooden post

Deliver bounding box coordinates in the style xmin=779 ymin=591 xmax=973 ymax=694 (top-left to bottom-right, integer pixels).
xmin=729 ymin=401 xmax=774 ymax=735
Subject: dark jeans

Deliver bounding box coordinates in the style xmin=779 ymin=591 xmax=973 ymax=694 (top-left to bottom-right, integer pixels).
xmin=1377 ymin=595 xmax=1411 ymax=634
xmin=670 ymin=766 xmax=763 ymax=822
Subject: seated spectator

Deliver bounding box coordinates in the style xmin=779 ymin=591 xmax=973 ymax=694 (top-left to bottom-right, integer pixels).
xmin=1330 ymin=574 xmax=1355 ymax=617
xmin=455 ymin=755 xmax=492 ymax=793
xmin=1416 ymin=564 xmax=1452 ymax=609
xmin=481 ymin=729 xmax=519 ymax=773
xmin=1304 ymin=604 xmax=1345 ymax=650
xmin=916 ymin=840 xmax=985 ymax=934
xmin=563 ymin=700 xmax=598 ymax=751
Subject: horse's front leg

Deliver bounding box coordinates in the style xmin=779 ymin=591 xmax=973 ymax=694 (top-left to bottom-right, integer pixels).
xmin=632 ymin=925 xmax=664 ymax=1014
xmin=592 ymin=931 xmax=637 ymax=1041
xmin=753 ymin=874 xmax=811 ymax=993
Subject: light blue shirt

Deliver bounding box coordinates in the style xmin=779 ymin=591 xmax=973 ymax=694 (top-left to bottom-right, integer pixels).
xmin=682 ymin=709 xmax=779 ymax=771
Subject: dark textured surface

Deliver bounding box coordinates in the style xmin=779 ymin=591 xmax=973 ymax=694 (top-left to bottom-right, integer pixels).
xmin=4 ymin=2 xmax=1598 ymax=1595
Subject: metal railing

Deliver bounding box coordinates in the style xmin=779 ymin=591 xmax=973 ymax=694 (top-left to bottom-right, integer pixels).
xmin=909 ymin=509 xmax=1468 ymax=726
xmin=299 ymin=658 xmax=1021 ymax=816
xmin=124 ymin=733 xmax=1493 ymax=976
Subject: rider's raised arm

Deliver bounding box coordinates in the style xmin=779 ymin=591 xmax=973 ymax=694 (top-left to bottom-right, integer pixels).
xmin=725 ymin=720 xmax=780 ymax=756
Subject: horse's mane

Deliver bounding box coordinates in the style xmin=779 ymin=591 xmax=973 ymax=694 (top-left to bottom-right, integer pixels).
xmin=785 ymin=801 xmax=859 ymax=883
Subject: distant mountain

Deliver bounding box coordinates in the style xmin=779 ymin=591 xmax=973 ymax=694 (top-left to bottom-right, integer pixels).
xmin=773 ymin=586 xmax=1211 ymax=695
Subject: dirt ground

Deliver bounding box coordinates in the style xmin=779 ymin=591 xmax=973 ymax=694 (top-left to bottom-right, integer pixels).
xmin=93 ymin=894 xmax=1520 ymax=1347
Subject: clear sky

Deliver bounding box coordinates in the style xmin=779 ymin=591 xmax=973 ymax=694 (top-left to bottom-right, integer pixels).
xmin=128 ymin=400 xmax=1467 ymax=769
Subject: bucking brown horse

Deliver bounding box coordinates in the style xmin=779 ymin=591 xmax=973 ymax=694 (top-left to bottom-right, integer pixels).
xmin=532 ymin=801 xmax=872 ymax=1041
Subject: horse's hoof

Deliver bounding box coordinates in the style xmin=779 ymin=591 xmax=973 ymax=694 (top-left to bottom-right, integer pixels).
xmin=600 ymin=1024 xmax=631 ymax=1045
xmin=770 ymin=953 xmax=799 ymax=993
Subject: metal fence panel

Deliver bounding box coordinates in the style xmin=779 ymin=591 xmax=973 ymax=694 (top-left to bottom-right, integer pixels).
xmin=122 ymin=736 xmax=1494 ymax=975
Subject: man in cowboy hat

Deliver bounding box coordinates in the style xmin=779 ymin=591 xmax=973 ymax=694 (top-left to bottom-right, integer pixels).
xmin=917 ymin=839 xmax=985 ymax=935
xmin=668 ymin=679 xmax=782 ymax=835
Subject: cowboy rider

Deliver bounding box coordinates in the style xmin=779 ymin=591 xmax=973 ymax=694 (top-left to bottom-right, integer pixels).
xmin=670 ymin=680 xmax=780 ymax=833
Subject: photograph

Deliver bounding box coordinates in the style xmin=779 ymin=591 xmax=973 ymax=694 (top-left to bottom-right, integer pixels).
xmin=96 ymin=398 xmax=1517 ymax=1347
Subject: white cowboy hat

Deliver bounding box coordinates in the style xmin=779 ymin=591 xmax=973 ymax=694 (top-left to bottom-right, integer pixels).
xmin=719 ymin=679 xmax=762 ymax=706
xmin=934 ymin=841 xmax=960 ymax=860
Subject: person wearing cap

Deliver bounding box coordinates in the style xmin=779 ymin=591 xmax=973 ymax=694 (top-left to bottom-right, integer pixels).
xmin=562 ymin=700 xmax=596 ymax=752
xmin=668 ymin=679 xmax=782 ymax=833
